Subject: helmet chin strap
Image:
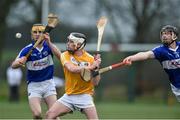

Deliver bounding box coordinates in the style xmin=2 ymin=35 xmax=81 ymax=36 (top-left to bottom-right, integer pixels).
xmin=67 ymin=41 xmax=86 ymax=54
xmin=163 ymin=33 xmax=177 ymax=46
xmin=66 ymin=32 xmax=86 ymax=54
xmin=163 ymin=40 xmax=175 ymax=46
xmin=163 ymin=37 xmax=177 ymax=46
xmin=67 ymin=45 xmax=84 ymax=54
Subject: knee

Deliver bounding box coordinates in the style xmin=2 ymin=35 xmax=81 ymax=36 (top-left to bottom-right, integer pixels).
xmin=46 ymin=110 xmax=56 ymax=119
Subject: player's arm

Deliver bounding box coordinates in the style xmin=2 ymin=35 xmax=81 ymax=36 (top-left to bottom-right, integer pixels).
xmin=91 ymin=54 xmax=101 ymax=86
xmin=123 ymin=50 xmax=155 ymax=65
xmin=44 ymin=33 xmax=61 ymax=60
xmin=91 ymin=74 xmax=101 ymax=86
xmin=64 ymin=59 xmax=101 ymax=86
xmin=64 ymin=54 xmax=101 ymax=74
xmin=64 ymin=61 xmax=99 ymax=73
xmin=11 ymin=56 xmax=27 ymax=69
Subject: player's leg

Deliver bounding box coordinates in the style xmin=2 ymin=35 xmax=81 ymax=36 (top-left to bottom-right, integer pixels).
xmin=46 ymin=94 xmax=74 ymax=119
xmin=9 ymin=85 xmax=14 ymax=101
xmin=83 ymin=106 xmax=98 ymax=119
xmin=29 ymin=97 xmax=42 ymax=119
xmin=12 ymin=85 xmax=18 ymax=101
xmin=45 ymin=95 xmax=58 ymax=119
xmin=43 ymin=79 xmax=57 ymax=109
xmin=46 ymin=100 xmax=72 ymax=119
xmin=73 ymin=94 xmax=98 ymax=119
xmin=27 ymin=82 xmax=44 ymax=119
xmin=44 ymin=95 xmax=57 ymax=109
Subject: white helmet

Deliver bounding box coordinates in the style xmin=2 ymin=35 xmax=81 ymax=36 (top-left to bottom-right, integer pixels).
xmin=67 ymin=32 xmax=86 ymax=53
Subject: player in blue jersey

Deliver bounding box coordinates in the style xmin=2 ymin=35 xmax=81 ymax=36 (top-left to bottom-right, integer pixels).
xmin=11 ymin=24 xmax=61 ymax=119
xmin=123 ymin=25 xmax=180 ymax=102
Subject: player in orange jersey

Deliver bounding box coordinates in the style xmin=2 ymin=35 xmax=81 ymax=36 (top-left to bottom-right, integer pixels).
xmin=46 ymin=32 xmax=101 ymax=119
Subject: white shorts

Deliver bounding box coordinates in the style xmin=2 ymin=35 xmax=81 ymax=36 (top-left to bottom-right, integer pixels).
xmin=57 ymin=94 xmax=95 ymax=111
xmin=27 ymin=79 xmax=57 ymax=99
xmin=170 ymin=84 xmax=180 ymax=102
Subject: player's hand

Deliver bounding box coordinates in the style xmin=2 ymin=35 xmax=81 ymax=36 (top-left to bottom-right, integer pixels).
xmin=94 ymin=54 xmax=100 ymax=60
xmin=91 ymin=54 xmax=101 ymax=70
xmin=17 ymin=56 xmax=27 ymax=66
xmin=123 ymin=56 xmax=132 ymax=65
xmin=43 ymin=33 xmax=51 ymax=43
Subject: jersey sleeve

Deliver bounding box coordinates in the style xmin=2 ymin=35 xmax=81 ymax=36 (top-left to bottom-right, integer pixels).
xmin=151 ymin=46 xmax=162 ymax=60
xmin=60 ymin=52 xmax=70 ymax=66
xmin=17 ymin=47 xmax=30 ymax=58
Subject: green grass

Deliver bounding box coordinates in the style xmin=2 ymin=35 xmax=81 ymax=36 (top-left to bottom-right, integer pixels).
xmin=0 ymin=101 xmax=180 ymax=119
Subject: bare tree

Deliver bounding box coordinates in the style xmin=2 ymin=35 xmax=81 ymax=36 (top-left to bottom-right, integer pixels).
xmin=128 ymin=0 xmax=167 ymax=43
xmin=96 ymin=0 xmax=180 ymax=100
xmin=0 ymin=0 xmax=20 ymax=62
xmin=0 ymin=0 xmax=44 ymax=81
xmin=27 ymin=0 xmax=42 ymax=22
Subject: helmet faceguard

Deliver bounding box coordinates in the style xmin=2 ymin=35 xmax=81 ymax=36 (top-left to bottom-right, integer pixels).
xmin=31 ymin=24 xmax=45 ymax=41
xmin=160 ymin=25 xmax=178 ymax=46
xmin=67 ymin=32 xmax=86 ymax=54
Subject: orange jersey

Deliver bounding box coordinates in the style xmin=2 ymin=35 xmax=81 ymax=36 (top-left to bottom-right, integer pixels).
xmin=61 ymin=50 xmax=95 ymax=95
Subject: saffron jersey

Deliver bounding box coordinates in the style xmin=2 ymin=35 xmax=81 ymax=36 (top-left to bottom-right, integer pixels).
xmin=61 ymin=50 xmax=94 ymax=95
xmin=152 ymin=41 xmax=180 ymax=88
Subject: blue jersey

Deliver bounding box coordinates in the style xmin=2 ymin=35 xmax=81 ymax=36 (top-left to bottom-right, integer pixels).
xmin=152 ymin=41 xmax=180 ymax=88
xmin=18 ymin=41 xmax=54 ymax=84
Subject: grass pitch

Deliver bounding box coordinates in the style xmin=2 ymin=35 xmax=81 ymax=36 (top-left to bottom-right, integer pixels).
xmin=0 ymin=101 xmax=180 ymax=119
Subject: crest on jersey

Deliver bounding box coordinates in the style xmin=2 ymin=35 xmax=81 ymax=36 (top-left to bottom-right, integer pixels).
xmin=70 ymin=56 xmax=90 ymax=66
